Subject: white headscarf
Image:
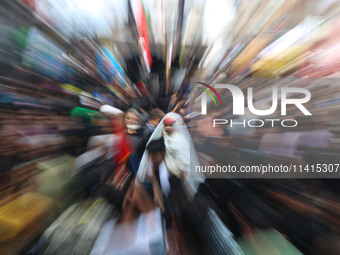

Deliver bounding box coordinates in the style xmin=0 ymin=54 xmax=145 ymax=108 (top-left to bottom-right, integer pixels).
xmin=136 ymin=112 xmax=205 ymax=196
xmin=100 ymin=105 xmax=124 ymax=115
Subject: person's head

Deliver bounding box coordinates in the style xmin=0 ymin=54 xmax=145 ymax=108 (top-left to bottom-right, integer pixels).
xmin=147 ymin=138 xmax=165 ymax=165
xmin=178 ymin=108 xmax=185 ymax=116
xmin=124 ymin=108 xmax=141 ymax=132
xmin=148 ymin=108 xmax=165 ymax=127
xmin=163 ymin=117 xmax=176 ymax=135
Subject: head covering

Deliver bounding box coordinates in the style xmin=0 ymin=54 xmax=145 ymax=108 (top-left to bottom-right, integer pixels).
xmin=71 ymin=106 xmax=99 ymax=126
xmin=136 ymin=112 xmax=205 ymax=196
xmin=100 ymin=105 xmax=124 ymax=115
xmin=163 ymin=117 xmax=175 ymax=125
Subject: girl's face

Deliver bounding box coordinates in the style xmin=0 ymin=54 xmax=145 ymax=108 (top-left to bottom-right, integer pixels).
xmin=164 ymin=123 xmax=174 ymax=134
xmin=125 ymin=112 xmax=140 ymax=126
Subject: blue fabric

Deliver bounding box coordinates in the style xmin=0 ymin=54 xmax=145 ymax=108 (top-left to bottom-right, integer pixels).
xmin=143 ymin=182 xmax=153 ymax=198
xmin=103 ymin=48 xmax=124 ymax=78
xmin=128 ymin=153 xmax=141 ymax=175
xmin=96 ymin=48 xmax=125 ymax=84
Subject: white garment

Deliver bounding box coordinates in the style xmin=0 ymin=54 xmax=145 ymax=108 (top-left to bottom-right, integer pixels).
xmin=90 ymin=209 xmax=166 ymax=255
xmin=159 ymin=161 xmax=171 ymax=197
xmin=136 ymin=112 xmax=205 ymax=197
xmin=163 ymin=128 xmax=190 ymax=176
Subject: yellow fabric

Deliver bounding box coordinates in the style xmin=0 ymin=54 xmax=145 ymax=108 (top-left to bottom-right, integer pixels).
xmin=60 ymin=84 xmax=84 ymax=96
xmin=77 ymin=198 xmax=105 ymax=225
xmin=251 ymin=45 xmax=307 ymax=77
xmin=0 ymin=192 xmax=53 ymax=242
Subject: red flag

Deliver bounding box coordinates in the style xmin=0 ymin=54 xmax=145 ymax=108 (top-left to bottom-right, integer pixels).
xmin=132 ymin=0 xmax=152 ymax=68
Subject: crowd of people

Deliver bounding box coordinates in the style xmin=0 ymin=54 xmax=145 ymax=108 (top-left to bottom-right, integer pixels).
xmin=1 ymin=0 xmax=340 ymax=254
xmin=0 ymin=93 xmax=213 ymax=254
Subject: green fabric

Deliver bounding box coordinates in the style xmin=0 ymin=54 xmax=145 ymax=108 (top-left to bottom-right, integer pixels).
xmin=70 ymin=107 xmax=98 ymax=125
xmin=10 ymin=25 xmax=30 ymax=52
xmin=237 ymin=229 xmax=303 ymax=255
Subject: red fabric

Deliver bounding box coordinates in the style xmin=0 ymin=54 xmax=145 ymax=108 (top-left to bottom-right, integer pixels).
xmin=110 ymin=118 xmax=134 ymax=184
xmin=21 ymin=0 xmax=36 ymax=11
xmin=115 ymin=131 xmax=134 ymax=164
xmin=113 ymin=131 xmax=134 ymax=184
xmin=110 ymin=118 xmax=134 ymax=164
xmin=164 ymin=117 xmax=176 ymax=125
xmin=133 ymin=0 xmax=152 ymax=68
xmin=135 ymin=81 xmax=148 ymax=96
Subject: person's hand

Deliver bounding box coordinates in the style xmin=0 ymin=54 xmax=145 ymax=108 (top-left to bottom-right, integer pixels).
xmin=172 ymin=99 xmax=185 ymax=113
